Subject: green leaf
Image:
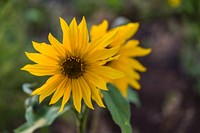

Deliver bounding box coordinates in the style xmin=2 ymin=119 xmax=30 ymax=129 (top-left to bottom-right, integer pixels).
xmin=22 ymin=83 xmax=37 ymax=95
xmin=127 ymin=86 xmax=141 ymax=107
xmin=14 ymin=88 xmax=71 ymax=133
xmin=14 ymin=103 xmax=71 ymax=133
xmin=102 ymin=83 xmax=132 ymax=133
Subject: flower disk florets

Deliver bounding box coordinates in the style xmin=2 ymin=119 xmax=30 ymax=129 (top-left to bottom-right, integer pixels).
xmin=62 ymin=56 xmax=85 ymax=79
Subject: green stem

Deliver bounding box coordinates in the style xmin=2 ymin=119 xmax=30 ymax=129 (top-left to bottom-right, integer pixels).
xmin=89 ymin=106 xmax=100 ymax=133
xmin=74 ymin=104 xmax=89 ymax=133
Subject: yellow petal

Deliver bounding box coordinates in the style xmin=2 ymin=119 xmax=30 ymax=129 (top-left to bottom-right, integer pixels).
xmin=79 ymin=77 xmax=94 ymax=109
xmin=90 ymin=20 xmax=108 ymax=41
xmin=59 ymin=80 xmax=71 ymax=112
xmin=127 ymin=77 xmax=140 ymax=90
xmin=98 ymin=54 xmax=120 ymax=65
xmin=111 ymin=23 xmax=139 ymax=47
xmin=121 ymin=47 xmax=152 ymax=57
xmin=89 ymin=66 xmax=125 ymax=79
xmin=49 ymin=77 xmax=68 ymax=105
xmin=114 ymin=78 xmax=128 ymax=97
xmin=86 ymin=46 xmax=119 ymax=62
xmin=72 ymin=79 xmax=82 ymax=113
xmin=123 ymin=40 xmax=140 ymax=48
xmin=25 ymin=52 xmax=58 ymax=65
xmin=89 ymin=84 xmax=105 ymax=108
xmin=48 ymin=33 xmax=66 ymax=58
xmin=116 ymin=63 xmax=140 ymax=80
xmin=88 ymin=28 xmax=118 ymax=52
xmin=21 ymin=64 xmax=61 ymax=76
xmin=69 ymin=18 xmax=78 ymax=54
xmin=124 ymin=58 xmax=146 ymax=72
xmin=31 ymin=74 xmax=63 ymax=95
xmin=78 ymin=16 xmax=89 ymax=55
xmin=39 ymin=76 xmax=65 ymax=102
xmin=32 ymin=41 xmax=60 ymax=60
xmin=59 ymin=17 xmax=71 ymax=51
xmin=85 ymin=71 xmax=108 ymax=90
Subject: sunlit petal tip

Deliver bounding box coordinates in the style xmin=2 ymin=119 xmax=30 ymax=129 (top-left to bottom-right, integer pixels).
xmin=75 ymin=106 xmax=81 ymax=113
xmin=32 ymin=41 xmax=40 ymax=50
xmin=134 ymin=22 xmax=140 ymax=27
xmin=137 ymin=87 xmax=141 ymax=90
xmin=58 ymin=102 xmax=66 ymax=113
xmin=91 ymin=106 xmax=95 ymax=110
xmin=32 ymin=41 xmax=37 ymax=45
xmin=84 ymin=97 xmax=95 ymax=110
xmin=59 ymin=17 xmax=69 ymax=27
xmin=128 ymin=22 xmax=139 ymax=29
xmin=103 ymin=87 xmax=108 ymax=91
xmin=102 ymin=20 xmax=108 ymax=24
xmin=70 ymin=17 xmax=77 ymax=25
xmin=24 ymin=52 xmax=33 ymax=60
xmin=134 ymin=85 xmax=141 ymax=90
xmin=59 ymin=17 xmax=64 ymax=22
xmin=31 ymin=92 xmax=37 ymax=95
xmin=49 ymin=100 xmax=53 ymax=105
xmin=21 ymin=65 xmax=29 ymax=71
xmin=39 ymin=95 xmax=45 ymax=103
xmin=99 ymin=103 xmax=106 ymax=108
xmin=48 ymin=33 xmax=53 ymax=41
xmin=79 ymin=16 xmax=87 ymax=28
xmin=114 ymin=70 xmax=126 ymax=79
xmin=136 ymin=22 xmax=140 ymax=27
xmin=142 ymin=67 xmax=147 ymax=72
xmin=135 ymin=40 xmax=140 ymax=45
xmin=147 ymin=48 xmax=152 ymax=54
xmin=87 ymin=103 xmax=94 ymax=110
xmin=24 ymin=51 xmax=28 ymax=55
xmin=21 ymin=66 xmax=25 ymax=71
xmin=141 ymin=48 xmax=152 ymax=56
xmin=82 ymin=16 xmax=86 ymax=22
xmin=58 ymin=108 xmax=63 ymax=113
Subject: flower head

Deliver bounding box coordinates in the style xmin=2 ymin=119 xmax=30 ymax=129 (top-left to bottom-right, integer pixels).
xmin=168 ymin=0 xmax=181 ymax=8
xmin=90 ymin=20 xmax=151 ymax=96
xmin=22 ymin=17 xmax=124 ymax=113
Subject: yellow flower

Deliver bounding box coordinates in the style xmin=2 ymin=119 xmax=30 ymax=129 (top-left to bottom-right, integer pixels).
xmin=168 ymin=0 xmax=181 ymax=8
xmin=21 ymin=17 xmax=124 ymax=113
xmin=90 ymin=20 xmax=151 ymax=97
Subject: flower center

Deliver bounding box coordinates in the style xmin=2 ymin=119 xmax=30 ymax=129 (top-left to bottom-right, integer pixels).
xmin=62 ymin=56 xmax=85 ymax=79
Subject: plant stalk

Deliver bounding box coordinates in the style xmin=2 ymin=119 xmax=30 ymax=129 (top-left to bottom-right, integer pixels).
xmin=74 ymin=104 xmax=89 ymax=133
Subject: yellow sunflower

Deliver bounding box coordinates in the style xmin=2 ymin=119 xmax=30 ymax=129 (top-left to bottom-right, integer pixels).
xmin=168 ymin=0 xmax=181 ymax=8
xmin=90 ymin=20 xmax=151 ymax=96
xmin=21 ymin=17 xmax=124 ymax=113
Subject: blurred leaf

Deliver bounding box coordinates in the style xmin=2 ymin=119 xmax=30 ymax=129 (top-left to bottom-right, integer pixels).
xmin=25 ymin=8 xmax=45 ymax=24
xmin=14 ymin=94 xmax=71 ymax=133
xmin=111 ymin=17 xmax=130 ymax=28
xmin=14 ymin=105 xmax=70 ymax=133
xmin=22 ymin=83 xmax=37 ymax=95
xmin=102 ymin=83 xmax=132 ymax=133
xmin=106 ymin=0 xmax=123 ymax=12
xmin=127 ymin=87 xmax=141 ymax=107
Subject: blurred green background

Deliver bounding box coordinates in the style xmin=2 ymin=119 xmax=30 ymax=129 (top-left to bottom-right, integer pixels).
xmin=0 ymin=0 xmax=200 ymax=132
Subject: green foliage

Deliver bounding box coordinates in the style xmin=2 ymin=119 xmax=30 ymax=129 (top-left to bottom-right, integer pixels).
xmin=0 ymin=0 xmax=30 ymax=130
xmin=102 ymin=84 xmax=132 ymax=133
xmin=127 ymin=87 xmax=141 ymax=107
xmin=0 ymin=0 xmax=50 ymax=130
xmin=181 ymin=22 xmax=200 ymax=93
xmin=179 ymin=0 xmax=200 ymax=95
xmin=106 ymin=0 xmax=124 ymax=12
xmin=14 ymin=84 xmax=71 ymax=133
